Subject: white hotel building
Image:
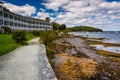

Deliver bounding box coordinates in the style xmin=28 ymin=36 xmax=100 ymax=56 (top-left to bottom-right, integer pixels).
xmin=0 ymin=2 xmax=52 ymax=32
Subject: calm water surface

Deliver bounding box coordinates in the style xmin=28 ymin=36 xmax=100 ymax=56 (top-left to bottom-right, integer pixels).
xmin=69 ymin=31 xmax=120 ymax=54
xmin=69 ymin=31 xmax=120 ymax=44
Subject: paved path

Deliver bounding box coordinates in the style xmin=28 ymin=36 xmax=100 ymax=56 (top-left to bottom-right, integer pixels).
xmin=0 ymin=38 xmax=57 ymax=80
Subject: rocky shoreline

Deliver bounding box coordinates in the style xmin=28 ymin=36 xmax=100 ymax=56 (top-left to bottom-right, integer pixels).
xmin=51 ymin=35 xmax=120 ymax=80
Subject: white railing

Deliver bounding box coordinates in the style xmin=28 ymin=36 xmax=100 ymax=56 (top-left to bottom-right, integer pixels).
xmin=10 ymin=26 xmax=46 ymax=30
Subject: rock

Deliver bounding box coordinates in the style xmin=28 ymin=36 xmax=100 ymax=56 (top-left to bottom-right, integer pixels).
xmin=54 ymin=54 xmax=99 ymax=80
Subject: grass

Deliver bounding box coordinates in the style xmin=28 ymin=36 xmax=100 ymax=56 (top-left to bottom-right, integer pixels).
xmin=0 ymin=32 xmax=37 ymax=56
xmin=0 ymin=34 xmax=20 ymax=56
xmin=26 ymin=32 xmax=37 ymax=41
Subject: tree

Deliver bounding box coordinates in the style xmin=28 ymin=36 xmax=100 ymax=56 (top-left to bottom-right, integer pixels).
xmin=59 ymin=24 xmax=66 ymax=30
xmin=45 ymin=17 xmax=50 ymax=22
xmin=52 ymin=22 xmax=60 ymax=30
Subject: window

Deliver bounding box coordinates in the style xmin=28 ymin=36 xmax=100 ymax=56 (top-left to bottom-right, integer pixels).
xmin=14 ymin=17 xmax=17 ymax=20
xmin=4 ymin=13 xmax=8 ymax=18
xmin=15 ymin=23 xmax=17 ymax=26
xmin=21 ymin=19 xmax=23 ymax=22
xmin=4 ymin=21 xmax=9 ymax=25
xmin=33 ymin=22 xmax=35 ymax=24
xmin=0 ymin=20 xmax=3 ymax=25
xmin=10 ymin=22 xmax=13 ymax=26
xmin=0 ymin=11 xmax=2 ymax=16
xmin=24 ymin=20 xmax=27 ymax=23
xmin=18 ymin=24 xmax=20 ymax=27
xmin=9 ymin=15 xmax=13 ymax=19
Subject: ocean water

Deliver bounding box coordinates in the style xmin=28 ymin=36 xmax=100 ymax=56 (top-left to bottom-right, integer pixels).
xmin=91 ymin=45 xmax=120 ymax=53
xmin=69 ymin=31 xmax=120 ymax=44
xmin=69 ymin=31 xmax=120 ymax=54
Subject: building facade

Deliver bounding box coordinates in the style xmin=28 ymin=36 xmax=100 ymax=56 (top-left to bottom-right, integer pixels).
xmin=0 ymin=3 xmax=52 ymax=32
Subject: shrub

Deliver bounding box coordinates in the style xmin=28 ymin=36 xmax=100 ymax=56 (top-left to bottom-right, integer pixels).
xmin=46 ymin=45 xmax=55 ymax=67
xmin=2 ymin=27 xmax=11 ymax=34
xmin=46 ymin=46 xmax=55 ymax=58
xmin=32 ymin=30 xmax=40 ymax=36
xmin=40 ymin=31 xmax=58 ymax=46
xmin=12 ymin=30 xmax=26 ymax=44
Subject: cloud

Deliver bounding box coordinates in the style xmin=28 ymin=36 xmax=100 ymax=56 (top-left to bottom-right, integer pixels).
xmin=36 ymin=11 xmax=50 ymax=19
xmin=3 ymin=3 xmax=36 ymax=16
xmin=42 ymin=0 xmax=120 ymax=31
xmin=42 ymin=0 xmax=69 ymax=11
xmin=39 ymin=8 xmax=46 ymax=12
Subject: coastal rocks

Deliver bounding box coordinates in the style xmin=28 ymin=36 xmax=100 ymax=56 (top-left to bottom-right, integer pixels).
xmin=69 ymin=47 xmax=77 ymax=55
xmin=53 ymin=39 xmax=88 ymax=58
xmin=66 ymin=37 xmax=112 ymax=64
xmin=52 ymin=36 xmax=120 ymax=80
xmin=54 ymin=54 xmax=99 ymax=80
xmin=53 ymin=42 xmax=71 ymax=54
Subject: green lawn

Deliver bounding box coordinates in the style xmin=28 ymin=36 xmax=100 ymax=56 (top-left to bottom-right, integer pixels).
xmin=0 ymin=32 xmax=37 ymax=56
xmin=0 ymin=34 xmax=20 ymax=56
xmin=26 ymin=32 xmax=37 ymax=41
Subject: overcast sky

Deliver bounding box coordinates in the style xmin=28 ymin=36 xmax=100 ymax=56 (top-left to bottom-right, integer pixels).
xmin=1 ymin=0 xmax=120 ymax=31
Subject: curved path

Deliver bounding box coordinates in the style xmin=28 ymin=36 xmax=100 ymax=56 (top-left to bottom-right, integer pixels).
xmin=0 ymin=38 xmax=57 ymax=80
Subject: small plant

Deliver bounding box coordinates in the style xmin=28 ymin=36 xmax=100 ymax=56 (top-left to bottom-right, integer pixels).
xmin=12 ymin=30 xmax=26 ymax=44
xmin=32 ymin=30 xmax=40 ymax=36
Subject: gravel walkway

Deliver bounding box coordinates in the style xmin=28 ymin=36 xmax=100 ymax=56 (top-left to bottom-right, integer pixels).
xmin=0 ymin=38 xmax=57 ymax=80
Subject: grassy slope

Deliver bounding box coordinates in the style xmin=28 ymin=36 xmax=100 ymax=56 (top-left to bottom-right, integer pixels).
xmin=0 ymin=33 xmax=37 ymax=56
xmin=0 ymin=34 xmax=19 ymax=56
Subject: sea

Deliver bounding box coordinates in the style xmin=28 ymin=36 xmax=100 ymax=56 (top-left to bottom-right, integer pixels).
xmin=69 ymin=31 xmax=120 ymax=54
